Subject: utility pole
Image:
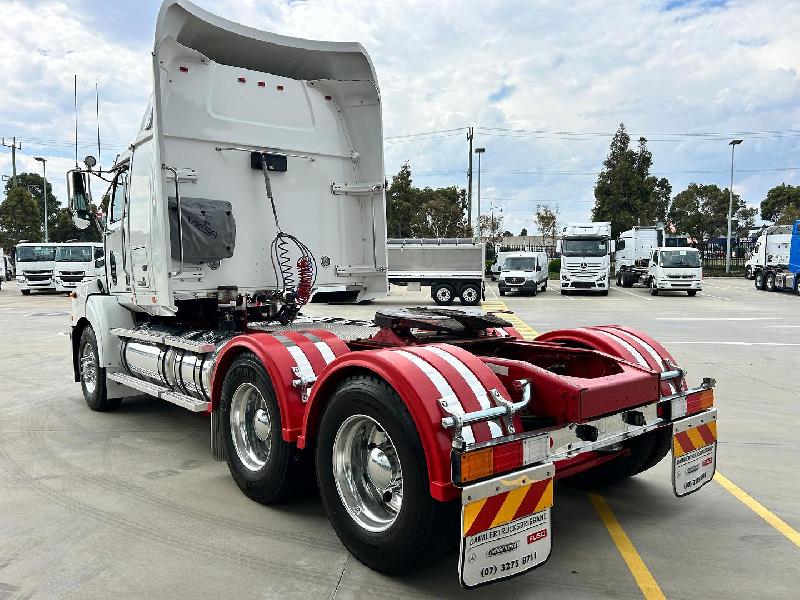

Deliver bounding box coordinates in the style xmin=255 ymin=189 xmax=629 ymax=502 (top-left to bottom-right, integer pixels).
xmin=2 ymin=137 xmax=22 ymax=187
xmin=34 ymin=157 xmax=48 ymax=242
xmin=466 ymin=126 xmax=474 ymax=233
xmin=475 ymin=147 xmax=486 ymax=241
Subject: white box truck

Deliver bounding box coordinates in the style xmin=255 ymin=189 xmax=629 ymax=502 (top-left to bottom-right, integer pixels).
xmin=54 ymin=242 xmax=105 ymax=293
xmin=387 ymin=238 xmax=484 ymax=305
xmin=647 ymin=247 xmax=703 ymax=296
xmin=14 ymin=242 xmax=57 ymax=294
xmin=558 ymin=222 xmax=612 ymax=295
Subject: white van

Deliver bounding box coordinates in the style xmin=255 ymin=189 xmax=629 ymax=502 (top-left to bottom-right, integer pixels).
xmin=497 ymin=251 xmax=549 ymax=296
xmin=54 ymin=242 xmax=105 ymax=293
xmin=648 ymin=247 xmax=702 ymax=296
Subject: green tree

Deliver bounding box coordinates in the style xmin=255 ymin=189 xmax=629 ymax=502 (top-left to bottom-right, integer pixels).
xmin=479 ymin=212 xmax=503 ymax=244
xmin=760 ymin=183 xmax=800 ymax=222
xmin=4 ymin=172 xmax=61 ymax=236
xmin=670 ymin=183 xmax=756 ymax=242
xmin=777 ymin=203 xmax=800 ymax=225
xmin=520 ymin=227 xmax=528 ymax=236
xmin=386 ymin=163 xmax=471 ymax=238
xmin=534 ymin=204 xmax=559 ymax=246
xmin=0 ymin=187 xmax=42 ymax=250
xmin=592 ymin=124 xmax=672 ymax=235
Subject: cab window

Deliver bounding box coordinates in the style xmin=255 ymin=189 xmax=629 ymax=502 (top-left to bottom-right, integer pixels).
xmin=110 ymin=170 xmax=128 ymax=222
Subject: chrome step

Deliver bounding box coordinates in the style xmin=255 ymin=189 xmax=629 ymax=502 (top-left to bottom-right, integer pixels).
xmin=107 ymin=371 xmax=210 ymax=412
xmin=110 ymin=327 xmax=216 ymax=353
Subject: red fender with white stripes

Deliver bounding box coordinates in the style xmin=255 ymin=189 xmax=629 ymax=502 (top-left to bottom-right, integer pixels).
xmin=209 ymin=329 xmax=349 ymax=441
xmin=534 ymin=326 xmax=687 ymax=396
xmin=299 ymin=343 xmax=521 ymax=502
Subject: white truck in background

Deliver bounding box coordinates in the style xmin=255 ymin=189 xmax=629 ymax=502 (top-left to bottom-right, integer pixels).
xmin=54 ymin=242 xmax=105 ymax=293
xmin=615 ymin=226 xmax=691 ymax=287
xmin=745 ymin=225 xmax=791 ymax=281
xmin=14 ymin=242 xmax=57 ymax=294
xmin=497 ymin=251 xmax=549 ymax=296
xmin=558 ymin=222 xmax=612 ymax=295
xmin=753 ymin=220 xmax=800 ymax=293
xmin=647 ymin=247 xmax=703 ymax=296
xmin=387 ymin=238 xmax=483 ymax=305
xmin=0 ymin=249 xmax=13 ymax=290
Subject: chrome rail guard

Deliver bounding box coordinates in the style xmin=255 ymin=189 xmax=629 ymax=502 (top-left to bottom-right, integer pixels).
xmin=441 ymin=379 xmax=531 ymax=436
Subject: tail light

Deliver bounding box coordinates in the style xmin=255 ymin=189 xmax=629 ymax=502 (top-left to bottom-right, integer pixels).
xmin=686 ymin=388 xmax=714 ymax=413
xmin=456 ymin=440 xmax=524 ymax=484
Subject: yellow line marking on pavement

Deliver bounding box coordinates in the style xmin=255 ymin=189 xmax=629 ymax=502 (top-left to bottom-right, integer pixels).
xmin=589 ymin=493 xmax=667 ymax=600
xmin=480 ymin=300 xmax=538 ymax=339
xmin=715 ymin=472 xmax=800 ymax=549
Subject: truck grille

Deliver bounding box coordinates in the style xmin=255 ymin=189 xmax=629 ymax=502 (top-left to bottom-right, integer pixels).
xmin=667 ymin=274 xmax=695 ymax=279
xmin=504 ymin=277 xmax=525 ymax=285
xmin=23 ymin=270 xmax=52 ymax=282
xmin=571 ymin=281 xmax=595 ymax=289
xmin=59 ymin=271 xmax=85 ymax=282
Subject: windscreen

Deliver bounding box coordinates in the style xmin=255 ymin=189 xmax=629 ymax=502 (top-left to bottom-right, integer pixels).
xmin=503 ymin=257 xmax=536 ymax=270
xmin=55 ymin=246 xmax=92 ymax=262
xmin=660 ymin=250 xmax=700 ymax=268
xmin=16 ymin=246 xmax=55 ymax=262
xmin=561 ymin=239 xmax=607 ymax=257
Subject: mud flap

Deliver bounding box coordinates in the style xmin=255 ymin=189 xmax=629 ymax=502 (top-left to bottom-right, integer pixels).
xmin=210 ymin=407 xmax=227 ymax=461
xmin=459 ymin=462 xmax=554 ymax=589
xmin=672 ymin=409 xmax=717 ymax=497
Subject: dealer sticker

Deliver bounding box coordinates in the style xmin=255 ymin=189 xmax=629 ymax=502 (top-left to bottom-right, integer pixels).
xmin=672 ymin=410 xmax=717 ymax=497
xmin=459 ymin=463 xmax=554 ymax=588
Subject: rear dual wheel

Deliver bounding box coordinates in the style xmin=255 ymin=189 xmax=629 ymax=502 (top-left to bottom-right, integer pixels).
xmin=316 ymin=375 xmax=456 ymax=574
xmin=754 ymin=271 xmax=765 ymax=290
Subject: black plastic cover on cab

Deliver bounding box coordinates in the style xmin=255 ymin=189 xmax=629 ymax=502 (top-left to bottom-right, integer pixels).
xmin=168 ymin=197 xmax=236 ymax=262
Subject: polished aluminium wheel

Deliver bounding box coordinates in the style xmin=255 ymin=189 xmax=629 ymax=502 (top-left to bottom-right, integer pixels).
xmin=230 ymin=382 xmax=272 ymax=472
xmin=333 ymin=414 xmax=403 ymax=533
xmin=80 ymin=341 xmax=97 ymax=394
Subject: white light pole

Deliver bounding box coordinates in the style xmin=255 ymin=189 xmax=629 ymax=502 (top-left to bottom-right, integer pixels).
xmin=34 ymin=157 xmax=48 ymax=242
xmin=475 ymin=147 xmax=485 ymax=239
xmin=726 ymin=140 xmax=743 ymax=273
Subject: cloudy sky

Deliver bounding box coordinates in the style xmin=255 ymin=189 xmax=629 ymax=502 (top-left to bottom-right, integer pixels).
xmin=1 ymin=0 xmax=798 ymax=235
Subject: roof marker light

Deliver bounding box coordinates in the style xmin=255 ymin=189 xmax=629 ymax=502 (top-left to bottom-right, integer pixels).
xmin=179 ymin=66 xmax=189 ymax=73
xmin=276 ymin=85 xmax=284 ymax=91
xmin=257 ymin=81 xmax=265 ymax=87
xmin=237 ymin=77 xmax=246 ymax=83
xmin=324 ymin=95 xmax=332 ymax=101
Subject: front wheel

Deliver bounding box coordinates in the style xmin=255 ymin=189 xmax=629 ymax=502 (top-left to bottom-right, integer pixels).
xmin=221 ymin=352 xmax=302 ymax=504
xmin=21 ymin=289 xmax=30 ymax=295
xmin=79 ymin=325 xmax=119 ymax=411
xmin=650 ymin=282 xmax=659 ymax=296
xmin=316 ymin=375 xmax=456 ymax=574
xmin=745 ymin=266 xmax=753 ymax=280
xmin=687 ymin=290 xmax=698 ymax=296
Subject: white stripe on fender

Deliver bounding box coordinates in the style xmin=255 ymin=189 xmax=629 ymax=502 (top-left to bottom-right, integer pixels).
xmin=607 ymin=328 xmax=677 ymax=394
xmin=589 ymin=329 xmax=648 ymax=368
xmin=394 ymin=350 xmax=476 ymax=445
xmin=313 ymin=341 xmax=337 ymax=365
xmin=422 ymin=346 xmax=504 ymax=438
xmin=285 ymin=346 xmax=316 ymax=380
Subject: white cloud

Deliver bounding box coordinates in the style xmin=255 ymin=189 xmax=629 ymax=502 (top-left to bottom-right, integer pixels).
xmin=1 ymin=0 xmax=799 ymax=233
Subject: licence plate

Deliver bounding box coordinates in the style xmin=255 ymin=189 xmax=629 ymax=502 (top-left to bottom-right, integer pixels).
xmin=511 ymin=287 xmax=519 ymax=292
xmin=672 ymin=409 xmax=717 ymax=497
xmin=459 ymin=463 xmax=554 ymax=588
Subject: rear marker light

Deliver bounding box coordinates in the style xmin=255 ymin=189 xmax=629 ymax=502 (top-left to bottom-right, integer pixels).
xmin=686 ymin=388 xmax=714 ymax=414
xmin=237 ymin=77 xmax=246 ymax=83
xmin=179 ymin=66 xmax=189 ymax=73
xmin=460 ymin=448 xmax=493 ymax=483
xmin=257 ymin=81 xmax=265 ymax=87
xmin=324 ymin=95 xmax=332 ymax=100
xmin=493 ymin=440 xmax=523 ymax=473
xmin=277 ymin=85 xmax=284 ymax=91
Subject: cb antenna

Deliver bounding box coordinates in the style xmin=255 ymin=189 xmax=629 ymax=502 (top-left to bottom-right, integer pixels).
xmin=95 ymin=83 xmax=101 ymax=171
xmin=73 ymin=74 xmax=78 ymax=167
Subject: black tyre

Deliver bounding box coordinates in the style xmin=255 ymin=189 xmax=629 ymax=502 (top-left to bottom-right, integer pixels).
xmin=560 ymin=289 xmax=569 ymax=295
xmin=21 ymin=289 xmax=31 ymax=295
xmin=687 ymin=290 xmax=697 ymax=297
xmin=650 ymin=282 xmax=659 ymax=296
xmin=794 ymin=277 xmax=800 ymax=295
xmin=745 ymin=265 xmax=753 ymax=280
xmin=531 ymin=282 xmax=538 ymax=297
xmin=622 ymin=273 xmax=634 ymax=288
xmin=316 ymin=375 xmax=457 ymax=574
xmin=79 ymin=325 xmax=120 ymax=411
xmin=499 ymin=289 xmax=506 ymax=296
xmin=221 ymin=352 xmax=302 ymax=504
xmin=633 ymin=427 xmax=673 ymax=475
xmin=432 ymin=283 xmax=455 ymax=305
xmin=459 ymin=283 xmax=481 ymax=306
xmin=562 ymin=429 xmax=659 ymax=488
xmin=543 ymin=280 xmax=548 ymax=291
xmin=754 ymin=271 xmax=765 ymax=290
xmin=616 ymin=271 xmax=622 ymax=286
xmin=765 ymin=272 xmax=776 ymax=292
xmin=600 ymin=289 xmax=609 ymax=296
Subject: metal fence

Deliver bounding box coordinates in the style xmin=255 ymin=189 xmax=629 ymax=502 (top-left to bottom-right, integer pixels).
xmin=697 ymin=238 xmax=756 ymax=271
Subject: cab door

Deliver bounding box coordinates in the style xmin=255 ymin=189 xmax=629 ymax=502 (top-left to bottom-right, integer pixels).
xmin=126 ymin=140 xmax=154 ymax=292
xmin=106 ymin=166 xmax=130 ymax=294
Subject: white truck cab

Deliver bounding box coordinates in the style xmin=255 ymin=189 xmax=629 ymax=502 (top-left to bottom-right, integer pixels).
xmin=14 ymin=242 xmax=57 ymax=294
xmin=498 ymin=251 xmax=549 ymax=296
xmin=55 ymin=242 xmax=105 ymax=293
xmin=647 ymin=247 xmax=702 ymax=296
xmin=558 ymin=222 xmax=613 ymax=295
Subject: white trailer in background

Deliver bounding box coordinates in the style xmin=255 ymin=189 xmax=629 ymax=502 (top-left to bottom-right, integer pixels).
xmin=746 ymin=225 xmax=791 ymax=281
xmin=387 ymin=238 xmax=484 ymax=305
xmin=54 ymin=242 xmax=105 ymax=293
xmin=558 ymin=222 xmax=612 ymax=295
xmin=14 ymin=242 xmax=57 ymax=294
xmin=0 ymin=249 xmax=13 ymax=290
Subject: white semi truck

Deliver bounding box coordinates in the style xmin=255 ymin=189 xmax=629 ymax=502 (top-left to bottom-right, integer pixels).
xmin=386 ymin=238 xmax=484 ymax=305
xmin=746 ymin=225 xmax=791 ymax=281
xmin=54 ymin=242 xmax=105 ymax=293
xmin=64 ymin=1 xmax=719 ymax=589
xmin=558 ymin=222 xmax=612 ymax=295
xmin=14 ymin=242 xmax=57 ymax=294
